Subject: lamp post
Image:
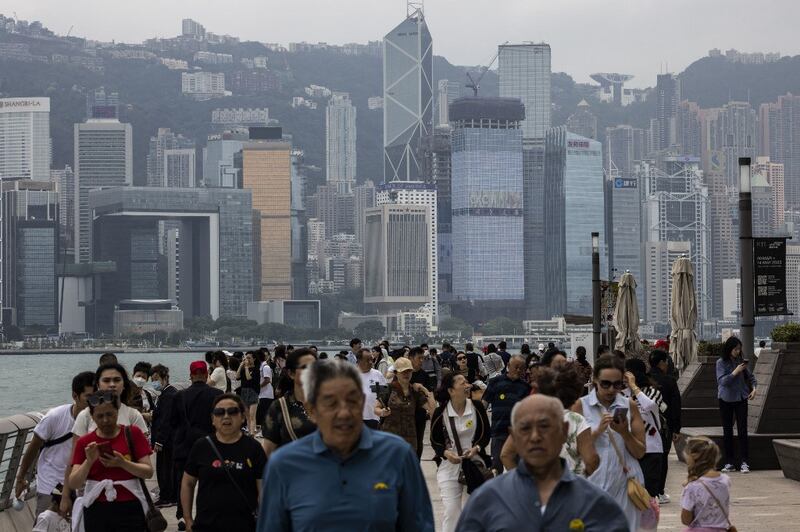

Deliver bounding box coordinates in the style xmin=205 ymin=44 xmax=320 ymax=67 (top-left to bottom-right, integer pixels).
xmin=592 ymin=232 xmax=601 ymax=354
xmin=739 ymin=157 xmax=755 ymax=370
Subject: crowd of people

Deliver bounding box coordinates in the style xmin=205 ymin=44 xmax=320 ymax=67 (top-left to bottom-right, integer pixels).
xmin=12 ymin=338 xmax=755 ymax=531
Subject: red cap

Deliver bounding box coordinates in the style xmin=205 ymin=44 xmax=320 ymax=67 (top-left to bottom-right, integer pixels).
xmin=654 ymin=339 xmax=669 ymax=349
xmin=189 ymin=361 xmax=208 ymax=375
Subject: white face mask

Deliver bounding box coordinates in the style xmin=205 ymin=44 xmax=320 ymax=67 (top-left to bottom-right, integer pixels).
xmin=132 ymin=377 xmax=147 ymax=388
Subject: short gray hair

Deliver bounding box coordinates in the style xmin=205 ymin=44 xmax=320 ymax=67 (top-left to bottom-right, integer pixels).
xmin=301 ymin=359 xmax=363 ymax=406
xmin=509 ymin=354 xmax=526 ymax=366
xmin=510 ymin=395 xmax=564 ymax=428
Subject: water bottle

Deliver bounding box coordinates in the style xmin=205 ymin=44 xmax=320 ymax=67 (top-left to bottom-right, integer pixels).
xmin=11 ymin=490 xmax=26 ymax=511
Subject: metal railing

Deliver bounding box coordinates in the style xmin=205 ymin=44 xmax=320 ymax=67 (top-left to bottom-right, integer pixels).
xmin=0 ymin=411 xmax=45 ymax=511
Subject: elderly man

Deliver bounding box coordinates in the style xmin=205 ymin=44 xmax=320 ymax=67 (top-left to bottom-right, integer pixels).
xmin=482 ymin=355 xmax=531 ymax=473
xmin=258 ymin=359 xmax=434 ymax=532
xmin=457 ymin=395 xmax=628 ymax=531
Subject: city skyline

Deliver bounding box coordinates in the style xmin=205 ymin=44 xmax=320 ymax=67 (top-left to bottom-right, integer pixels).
xmin=3 ymin=0 xmax=797 ymax=88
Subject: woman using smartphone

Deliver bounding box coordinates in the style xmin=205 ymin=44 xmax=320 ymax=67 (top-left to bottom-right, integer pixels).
xmin=716 ymin=336 xmax=757 ymax=473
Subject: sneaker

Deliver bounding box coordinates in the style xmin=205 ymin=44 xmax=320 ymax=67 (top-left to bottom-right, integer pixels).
xmin=177 ymin=520 xmax=186 ymax=531
xmin=657 ymin=493 xmax=671 ymax=505
xmin=740 ymin=462 xmax=751 ymax=474
xmin=721 ymin=463 xmax=736 ymax=472
xmin=154 ymin=499 xmax=175 ymax=508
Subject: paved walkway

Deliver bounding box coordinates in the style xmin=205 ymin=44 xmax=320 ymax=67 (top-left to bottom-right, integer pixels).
xmin=156 ymin=438 xmax=800 ymax=531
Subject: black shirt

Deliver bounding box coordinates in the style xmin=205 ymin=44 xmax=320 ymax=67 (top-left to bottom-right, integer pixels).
xmin=261 ymin=393 xmax=316 ymax=447
xmin=170 ymin=381 xmax=223 ymax=459
xmin=184 ymin=435 xmax=266 ymax=532
xmin=482 ymin=375 xmax=532 ymax=437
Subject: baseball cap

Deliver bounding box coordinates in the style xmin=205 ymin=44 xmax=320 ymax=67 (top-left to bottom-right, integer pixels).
xmin=394 ymin=357 xmax=413 ymax=373
xmin=538 ymin=343 xmax=545 ymax=351
xmin=189 ymin=360 xmax=208 ymax=375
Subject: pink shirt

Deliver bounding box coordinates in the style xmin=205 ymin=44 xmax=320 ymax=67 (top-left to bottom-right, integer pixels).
xmin=681 ymin=474 xmax=731 ymax=530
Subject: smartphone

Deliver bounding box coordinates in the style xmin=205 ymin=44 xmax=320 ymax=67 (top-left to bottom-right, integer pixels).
xmin=97 ymin=441 xmax=113 ymax=458
xmin=612 ymin=407 xmax=628 ymax=424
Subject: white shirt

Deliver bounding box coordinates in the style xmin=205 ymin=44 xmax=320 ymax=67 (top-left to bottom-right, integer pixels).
xmin=444 ymin=399 xmax=477 ymax=454
xmin=33 ymin=509 xmax=70 ymax=532
xmin=33 ymin=404 xmax=75 ymax=496
xmin=209 ymin=366 xmax=227 ymax=392
xmin=360 ymin=368 xmax=387 ymax=422
xmin=259 ymin=362 xmax=274 ymax=399
xmin=72 ymin=403 xmax=148 ymax=438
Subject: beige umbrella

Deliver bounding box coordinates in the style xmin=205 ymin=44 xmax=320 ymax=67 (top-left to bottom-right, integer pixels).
xmin=613 ymin=271 xmax=642 ymax=355
xmin=669 ymin=256 xmax=698 ymax=371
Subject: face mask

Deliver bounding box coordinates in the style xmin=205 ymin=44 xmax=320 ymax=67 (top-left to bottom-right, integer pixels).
xmin=132 ymin=377 xmax=147 ymax=388
xmin=151 ymin=381 xmax=163 ymax=392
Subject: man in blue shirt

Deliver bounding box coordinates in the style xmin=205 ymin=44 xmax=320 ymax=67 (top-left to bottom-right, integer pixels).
xmin=457 ymin=395 xmax=628 ymax=531
xmin=258 ymin=359 xmax=434 ymax=532
xmin=481 ymin=355 xmax=530 ymax=472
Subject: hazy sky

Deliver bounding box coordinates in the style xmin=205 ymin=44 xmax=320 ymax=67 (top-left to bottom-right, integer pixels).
xmin=6 ymin=0 xmax=798 ymax=88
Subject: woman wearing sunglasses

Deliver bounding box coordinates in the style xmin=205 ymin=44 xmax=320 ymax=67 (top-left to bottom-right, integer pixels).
xmin=182 ymin=394 xmax=266 ymax=532
xmin=572 ymin=355 xmax=646 ymax=532
xmin=68 ymin=391 xmax=154 ymax=532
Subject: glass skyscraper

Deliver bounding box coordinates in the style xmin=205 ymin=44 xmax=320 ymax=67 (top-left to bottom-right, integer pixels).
xmin=450 ymin=97 xmax=524 ymax=304
xmin=498 ymin=44 xmax=551 ymax=139
xmin=382 ymin=9 xmax=432 ymax=182
xmin=544 ymin=128 xmax=607 ymax=316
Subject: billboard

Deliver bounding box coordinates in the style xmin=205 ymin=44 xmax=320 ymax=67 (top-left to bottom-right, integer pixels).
xmin=754 ymin=237 xmax=789 ymax=316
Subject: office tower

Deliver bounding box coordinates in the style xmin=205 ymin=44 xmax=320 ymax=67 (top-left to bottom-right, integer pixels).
xmin=644 ymin=157 xmax=711 ymax=320
xmin=609 ymin=172 xmax=644 ymax=311
xmin=2 ymin=180 xmax=58 ymax=328
xmin=353 ymin=180 xmax=376 ymax=245
xmin=290 ymin=149 xmax=308 ymax=299
xmin=759 ymin=94 xmax=800 ymax=210
xmin=74 ymin=118 xmax=132 ymax=263
xmin=644 ymin=240 xmax=691 ymax=323
xmin=436 ymin=79 xmax=461 ymax=126
xmin=498 ymin=43 xmax=551 ymax=138
xmin=239 ymin=127 xmax=293 ymax=300
xmin=308 ymin=184 xmax=354 ymax=238
xmin=676 ymin=100 xmax=701 ymax=157
xmin=203 ymin=129 xmax=248 ymax=188
xmin=424 ymin=126 xmax=453 ymax=303
xmin=752 ymin=173 xmax=775 ymax=237
xmin=50 ymin=165 xmax=74 ymax=253
xmin=753 ymin=156 xmax=785 ymax=228
xmin=522 ymin=139 xmax=546 ymax=318
xmin=0 ymin=97 xmax=51 ymax=182
xmin=707 ymin=167 xmax=738 ymax=319
xmin=86 ymin=87 xmax=119 ymax=119
xmin=709 ymin=101 xmax=757 ymax=188
xmin=325 ymin=92 xmax=357 ymax=194
xmin=450 ymin=97 xmax=524 ymax=318
xmin=375 ymin=181 xmax=438 ymax=324
xmin=605 ymin=125 xmax=646 ymax=178
xmin=544 ymin=127 xmax=606 ymax=317
xmin=655 ymin=73 xmax=680 ymax=150
xmin=565 ymin=100 xmax=597 ymax=139
xmin=146 ymin=129 xmax=195 ymax=187
xmin=382 ymin=7 xmax=432 ymax=182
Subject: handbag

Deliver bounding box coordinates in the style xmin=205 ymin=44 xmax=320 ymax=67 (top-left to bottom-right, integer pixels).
xmin=447 ymin=414 xmax=493 ymax=494
xmin=607 ymin=424 xmax=651 ymax=511
xmin=278 ymin=397 xmax=299 ymax=441
xmin=699 ymin=480 xmax=737 ymax=532
xmin=124 ymin=426 xmax=168 ymax=532
xmin=204 ymin=436 xmax=259 ymax=520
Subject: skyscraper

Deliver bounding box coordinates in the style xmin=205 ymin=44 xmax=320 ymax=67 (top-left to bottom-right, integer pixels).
xmin=203 ymin=129 xmax=248 ymax=188
xmin=712 ymin=101 xmax=757 ymax=188
xmin=425 ymin=126 xmax=453 ymax=303
xmin=644 ymin=240 xmax=691 ymax=323
xmin=759 ymin=94 xmax=800 ymax=210
xmin=146 ymin=128 xmax=195 ymax=187
xmin=605 ymin=125 xmax=646 ymax=178
xmin=676 ymin=100 xmax=701 ymax=157
xmin=0 ymin=97 xmax=51 ymax=182
xmin=753 ymin=156 xmax=785 ymax=228
xmin=565 ymin=100 xmax=597 ymax=140
xmin=51 ymin=165 xmax=74 ymax=253
xmin=436 ymin=79 xmax=461 ymax=126
xmin=353 ymin=180 xmax=376 ymax=245
xmin=655 ymin=73 xmax=680 ymax=151
xmin=325 ymin=92 xmax=357 ymax=193
xmin=86 ymin=87 xmax=120 ymax=119
xmin=498 ymin=43 xmax=551 ymax=138
xmin=382 ymin=7 xmax=432 ymax=182
xmin=450 ymin=97 xmax=524 ymax=317
xmin=707 ymin=156 xmax=738 ymax=319
xmin=74 ymin=118 xmax=132 ymax=263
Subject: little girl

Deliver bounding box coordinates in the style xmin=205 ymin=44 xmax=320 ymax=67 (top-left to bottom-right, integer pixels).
xmin=681 ymin=436 xmax=734 ymax=531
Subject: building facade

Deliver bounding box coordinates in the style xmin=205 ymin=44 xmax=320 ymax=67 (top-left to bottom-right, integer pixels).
xmin=325 ymin=92 xmax=357 ymax=193
xmin=0 ymin=97 xmax=51 ymax=182
xmin=498 ymin=43 xmax=551 ymax=138
xmin=146 ymin=128 xmax=195 ymax=187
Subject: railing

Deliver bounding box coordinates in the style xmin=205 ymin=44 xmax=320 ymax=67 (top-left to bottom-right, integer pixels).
xmin=0 ymin=411 xmax=45 ymax=511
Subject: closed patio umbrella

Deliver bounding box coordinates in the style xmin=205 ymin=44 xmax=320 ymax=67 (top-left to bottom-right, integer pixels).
xmin=669 ymin=256 xmax=698 ymax=371
xmin=613 ymin=271 xmax=641 ymax=356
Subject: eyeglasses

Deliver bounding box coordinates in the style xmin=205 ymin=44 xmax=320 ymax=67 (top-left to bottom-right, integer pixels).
xmin=598 ymin=380 xmax=625 ymax=390
xmin=212 ymin=406 xmax=242 ymax=417
xmin=456 ymin=356 xmax=466 ymax=361
xmin=87 ymin=391 xmax=116 ymax=407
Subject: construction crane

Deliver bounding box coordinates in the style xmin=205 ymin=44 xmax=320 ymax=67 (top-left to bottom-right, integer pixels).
xmin=66 ymin=25 xmax=74 ymax=38
xmin=465 ymin=42 xmax=507 ymax=96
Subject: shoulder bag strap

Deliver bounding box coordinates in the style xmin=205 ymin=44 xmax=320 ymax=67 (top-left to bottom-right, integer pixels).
xmin=204 ymin=436 xmax=257 ymax=514
xmin=447 ymin=414 xmax=464 ymax=456
xmin=599 ymin=404 xmax=631 ymax=476
xmin=278 ymin=397 xmax=298 ymax=442
xmin=42 ymin=432 xmax=73 ymax=449
xmin=124 ymin=426 xmax=157 ymax=511
xmin=698 ymin=480 xmax=733 ymax=529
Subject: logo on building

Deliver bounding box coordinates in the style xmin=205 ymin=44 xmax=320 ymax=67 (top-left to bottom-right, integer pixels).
xmin=567 ymin=140 xmax=590 ymax=149
xmin=614 ymin=178 xmax=637 ymax=189
xmin=468 ymin=191 xmax=522 ymax=209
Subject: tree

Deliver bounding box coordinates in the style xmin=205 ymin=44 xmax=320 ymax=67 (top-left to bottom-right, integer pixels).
xmin=439 ymin=317 xmax=473 ymax=339
xmin=353 ymin=320 xmax=385 ymax=341
xmin=481 ymin=317 xmax=522 ymax=336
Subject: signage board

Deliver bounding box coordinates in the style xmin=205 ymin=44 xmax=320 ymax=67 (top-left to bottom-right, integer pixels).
xmin=754 ymin=237 xmax=789 ymax=316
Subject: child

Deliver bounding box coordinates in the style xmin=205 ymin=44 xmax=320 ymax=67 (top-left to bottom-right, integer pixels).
xmin=32 ymin=483 xmax=71 ymax=532
xmin=681 ymin=437 xmax=734 ymax=531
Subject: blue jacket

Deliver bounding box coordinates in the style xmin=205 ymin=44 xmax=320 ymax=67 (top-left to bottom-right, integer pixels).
xmin=716 ymin=357 xmax=757 ymax=402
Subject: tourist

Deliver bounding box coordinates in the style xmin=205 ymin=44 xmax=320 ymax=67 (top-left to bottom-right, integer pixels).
xmin=464 ymin=343 xmax=487 ymax=380
xmin=237 ymin=351 xmax=261 ymax=433
xmin=540 ymin=349 xmax=567 ymax=369
xmin=170 ymin=360 xmax=223 ymax=529
xmin=439 ymin=342 xmax=455 ymax=369
xmin=409 ymin=346 xmax=435 ymax=457
xmin=649 ymin=349 xmax=682 ymax=504
xmin=207 ymin=351 xmax=229 ymax=392
xmin=597 ymin=344 xmax=611 ymax=358
xmin=98 ymin=352 xmax=118 ymax=366
xmin=482 ymin=344 xmax=505 ymax=381
xmin=624 ymin=358 xmax=664 ymax=498
xmin=456 ymin=395 xmax=628 ymax=531
xmin=258 ymin=359 xmax=435 ymax=531
xmin=130 ymin=362 xmax=156 ymax=424
xmin=376 ymin=356 xmax=435 ymax=456
xmin=357 ymin=347 xmax=387 ymax=430
xmin=32 ymin=483 xmax=70 ymax=531
xmin=573 ymin=355 xmax=647 ymax=531
xmin=680 ymin=436 xmax=733 ymax=530
xmin=68 ymin=391 xmax=153 ymax=532
xmin=227 ymin=354 xmax=242 ymax=395
xmin=497 ymin=341 xmax=511 ymax=367
xmin=372 ymin=345 xmax=390 ymax=378
xmin=421 ymin=345 xmax=443 ymax=391
xmin=262 ymin=348 xmax=317 ymax=457
xmin=754 ymin=339 xmax=767 ymax=359
xmin=574 ymin=345 xmax=593 ymax=392
xmin=15 ymin=371 xmax=94 ymax=518
xmin=256 ymin=348 xmax=274 ymax=429
xmin=482 ymin=355 xmax=530 ymax=472
xmin=717 ymin=336 xmax=757 ymax=473
xmin=150 ymin=364 xmax=178 ymax=507
xmin=430 ymin=372 xmax=490 ymax=532
xmin=182 ymin=394 xmax=266 ymax=532
xmin=347 ymin=338 xmax=361 ymax=364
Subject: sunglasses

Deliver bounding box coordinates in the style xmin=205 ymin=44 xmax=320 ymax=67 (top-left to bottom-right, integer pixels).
xmin=212 ymin=406 xmax=242 ymax=417
xmin=598 ymin=380 xmax=625 ymax=390
xmin=88 ymin=391 xmax=116 ymax=407
xmin=456 ymin=356 xmax=466 ymax=360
